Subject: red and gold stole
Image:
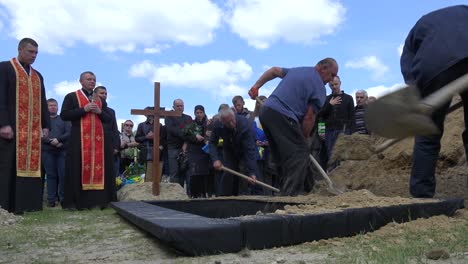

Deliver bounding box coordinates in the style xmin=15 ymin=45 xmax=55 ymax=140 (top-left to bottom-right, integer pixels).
xmin=76 ymin=90 xmax=105 ymax=190
xmin=12 ymin=57 xmax=42 ymax=178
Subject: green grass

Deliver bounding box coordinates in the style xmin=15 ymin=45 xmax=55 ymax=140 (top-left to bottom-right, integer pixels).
xmin=0 ymin=207 xmax=165 ymax=263
xmin=304 ymin=219 xmax=468 ymax=264
xmin=1 ymin=207 xmax=467 ymax=263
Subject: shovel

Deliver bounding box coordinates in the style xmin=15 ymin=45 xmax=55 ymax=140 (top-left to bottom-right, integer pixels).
xmin=329 ymin=100 xmax=464 ymax=163
xmin=221 ymin=166 xmax=280 ymax=193
xmin=365 ymin=73 xmax=468 ymax=139
xmin=251 ymin=96 xmax=343 ymax=195
xmin=249 ymin=97 xmax=265 ymax=123
xmin=374 ymin=100 xmax=464 ymax=152
xmin=309 ymin=154 xmax=344 ymax=195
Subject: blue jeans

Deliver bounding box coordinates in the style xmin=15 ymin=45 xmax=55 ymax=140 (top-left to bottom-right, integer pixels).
xmin=42 ymin=150 xmax=66 ymax=203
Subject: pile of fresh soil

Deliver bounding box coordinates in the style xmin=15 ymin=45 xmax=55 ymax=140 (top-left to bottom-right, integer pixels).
xmin=328 ymin=100 xmax=468 ymax=205
xmin=222 ymin=190 xmax=439 ymax=216
xmin=0 ymin=207 xmax=22 ymax=226
xmin=117 ymin=182 xmax=189 ymax=201
xmin=116 ymin=102 xmax=467 ymax=218
xmin=275 ymin=190 xmax=438 ymax=215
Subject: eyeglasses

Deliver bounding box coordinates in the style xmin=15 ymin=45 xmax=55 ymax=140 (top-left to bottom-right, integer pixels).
xmin=124 ymin=124 xmax=133 ymax=127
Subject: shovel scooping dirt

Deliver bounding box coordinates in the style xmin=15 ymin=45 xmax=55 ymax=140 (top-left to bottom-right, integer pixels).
xmin=365 ymin=73 xmax=468 ymax=139
xmin=330 ymin=99 xmax=464 ymax=163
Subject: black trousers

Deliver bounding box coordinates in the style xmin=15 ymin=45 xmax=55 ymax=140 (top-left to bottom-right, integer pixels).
xmin=218 ymin=149 xmax=241 ymax=196
xmin=410 ymin=58 xmax=468 ymax=198
xmin=259 ymin=106 xmax=314 ymax=196
xmin=0 ymin=138 xmax=42 ymax=213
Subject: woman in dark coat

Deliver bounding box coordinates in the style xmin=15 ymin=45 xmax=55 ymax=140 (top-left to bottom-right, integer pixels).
xmin=183 ymin=105 xmax=212 ymax=198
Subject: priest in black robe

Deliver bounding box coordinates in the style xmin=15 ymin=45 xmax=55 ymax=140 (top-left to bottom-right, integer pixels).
xmin=60 ymin=71 xmax=116 ymax=210
xmin=0 ymin=38 xmax=50 ymax=214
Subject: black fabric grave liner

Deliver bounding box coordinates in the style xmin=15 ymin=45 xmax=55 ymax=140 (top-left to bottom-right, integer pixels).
xmin=111 ymin=198 xmax=464 ymax=256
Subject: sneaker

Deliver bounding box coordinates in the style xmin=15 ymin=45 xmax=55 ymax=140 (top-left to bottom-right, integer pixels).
xmin=47 ymin=201 xmax=56 ymax=208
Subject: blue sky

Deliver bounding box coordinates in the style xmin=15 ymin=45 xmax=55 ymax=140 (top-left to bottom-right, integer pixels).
xmin=1 ymin=0 xmax=466 ymax=129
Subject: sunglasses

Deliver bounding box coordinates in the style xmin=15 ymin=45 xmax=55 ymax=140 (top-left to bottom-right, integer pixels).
xmin=124 ymin=124 xmax=133 ymax=127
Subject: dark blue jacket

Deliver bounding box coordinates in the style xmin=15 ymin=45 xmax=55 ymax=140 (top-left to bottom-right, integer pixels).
xmin=401 ymin=5 xmax=468 ymax=88
xmin=41 ymin=115 xmax=71 ymax=152
xmin=209 ymin=115 xmax=257 ymax=176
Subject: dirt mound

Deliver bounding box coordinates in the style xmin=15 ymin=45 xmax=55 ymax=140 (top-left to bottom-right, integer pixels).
xmin=278 ymin=189 xmax=438 ymax=214
xmin=226 ymin=190 xmax=439 ymax=215
xmin=117 ymin=182 xmax=189 ymax=201
xmin=328 ymin=103 xmax=468 ymax=204
xmin=0 ymin=207 xmax=22 ymax=226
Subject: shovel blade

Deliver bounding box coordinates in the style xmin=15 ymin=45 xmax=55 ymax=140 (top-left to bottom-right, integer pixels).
xmin=365 ymin=85 xmax=439 ymax=138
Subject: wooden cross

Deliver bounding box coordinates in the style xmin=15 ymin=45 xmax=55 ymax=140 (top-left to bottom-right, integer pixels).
xmin=131 ymin=82 xmax=181 ymax=195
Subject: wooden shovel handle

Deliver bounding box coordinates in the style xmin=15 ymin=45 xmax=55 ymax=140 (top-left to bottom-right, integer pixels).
xmin=421 ymin=73 xmax=468 ymax=111
xmin=221 ymin=166 xmax=280 ymax=193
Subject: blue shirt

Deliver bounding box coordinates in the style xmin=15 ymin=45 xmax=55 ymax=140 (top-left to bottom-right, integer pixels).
xmin=264 ymin=67 xmax=326 ymax=123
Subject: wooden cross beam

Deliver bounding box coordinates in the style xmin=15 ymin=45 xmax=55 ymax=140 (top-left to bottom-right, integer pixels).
xmin=131 ymin=82 xmax=181 ymax=195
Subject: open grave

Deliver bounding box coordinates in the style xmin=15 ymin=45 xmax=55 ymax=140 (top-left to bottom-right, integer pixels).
xmin=115 ymin=97 xmax=468 ymax=257
xmin=111 ymin=196 xmax=464 ymax=256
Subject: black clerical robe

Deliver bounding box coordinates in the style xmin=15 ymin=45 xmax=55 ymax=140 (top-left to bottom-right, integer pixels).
xmin=60 ymin=89 xmax=116 ymax=209
xmin=0 ymin=58 xmax=50 ymax=213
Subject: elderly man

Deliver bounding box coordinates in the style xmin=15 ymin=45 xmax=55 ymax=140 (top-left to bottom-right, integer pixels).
xmin=354 ymin=89 xmax=369 ymax=134
xmin=248 ymin=58 xmax=338 ymax=196
xmin=209 ymin=108 xmax=258 ymax=196
xmin=165 ymin=99 xmax=192 ymax=186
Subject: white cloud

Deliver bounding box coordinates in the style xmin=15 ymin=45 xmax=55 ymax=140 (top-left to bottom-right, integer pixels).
xmin=129 ymin=59 xmax=253 ymax=99
xmin=213 ymin=84 xmax=246 ymax=99
xmin=397 ymin=43 xmax=404 ymax=57
xmin=53 ymin=80 xmax=81 ymax=97
xmin=362 ymin=83 xmax=406 ymax=99
xmin=345 ymin=56 xmax=389 ymax=80
xmin=0 ymin=0 xmax=222 ymax=54
xmin=51 ymin=80 xmax=103 ymax=99
xmin=226 ymin=0 xmax=345 ymax=49
xmin=143 ymin=44 xmax=171 ymax=54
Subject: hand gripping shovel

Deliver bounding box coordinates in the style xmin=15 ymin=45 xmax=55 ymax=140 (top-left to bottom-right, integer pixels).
xmin=365 ymin=73 xmax=468 ymax=139
xmin=221 ymin=166 xmax=280 ymax=193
